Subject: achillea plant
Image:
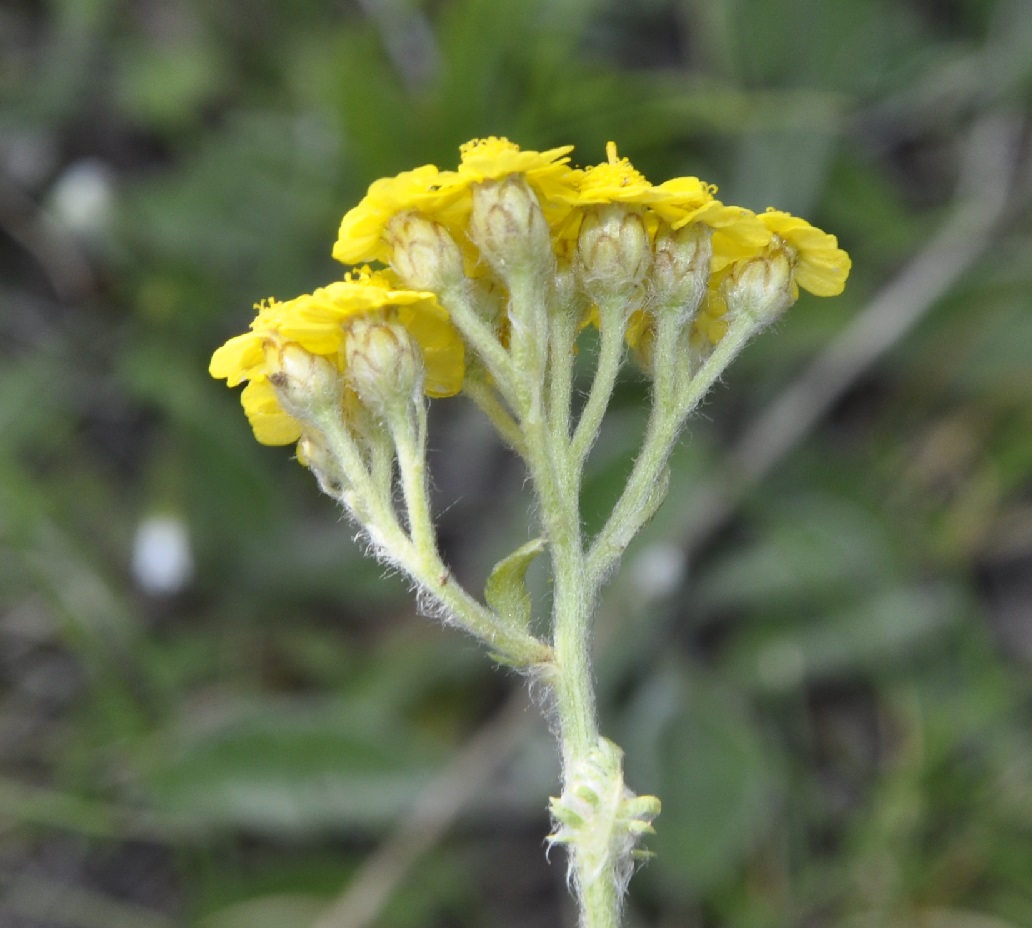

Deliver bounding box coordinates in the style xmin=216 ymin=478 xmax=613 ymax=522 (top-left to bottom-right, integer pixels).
xmin=211 ymin=137 xmax=850 ymax=928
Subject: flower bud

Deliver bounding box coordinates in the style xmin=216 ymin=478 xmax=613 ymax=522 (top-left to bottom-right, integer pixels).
xmin=721 ymin=246 xmax=795 ymax=331
xmin=264 ymin=337 xmax=343 ymax=422
xmin=385 ymin=211 xmax=465 ymax=292
xmin=297 ymin=430 xmax=346 ymax=490
xmin=652 ymin=222 xmax=712 ymax=321
xmin=344 ymin=315 xmax=423 ymax=416
xmin=469 ymin=176 xmax=552 ymax=277
xmin=576 ymin=204 xmax=651 ymax=306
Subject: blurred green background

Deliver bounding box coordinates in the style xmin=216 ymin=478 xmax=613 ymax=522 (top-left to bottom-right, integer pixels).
xmin=2 ymin=0 xmax=1032 ymax=925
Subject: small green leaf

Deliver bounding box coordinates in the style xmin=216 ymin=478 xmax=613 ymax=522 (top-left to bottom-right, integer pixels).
xmin=484 ymin=538 xmax=547 ymax=632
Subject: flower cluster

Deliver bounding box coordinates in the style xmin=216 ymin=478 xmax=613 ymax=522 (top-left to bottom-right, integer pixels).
xmin=208 ymin=138 xmax=852 ymax=925
xmin=209 ymin=266 xmax=463 ymax=445
xmin=211 ymin=137 xmax=850 ymax=451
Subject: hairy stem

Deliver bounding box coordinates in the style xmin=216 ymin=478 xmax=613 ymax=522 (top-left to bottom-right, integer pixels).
xmin=587 ymin=313 xmax=761 ymax=584
xmin=570 ymin=299 xmax=627 ymax=469
xmin=317 ymin=409 xmax=551 ymax=667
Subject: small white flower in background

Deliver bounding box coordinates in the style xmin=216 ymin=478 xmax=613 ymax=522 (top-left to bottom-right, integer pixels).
xmin=47 ymin=158 xmax=115 ymax=241
xmin=132 ymin=514 xmax=194 ymax=596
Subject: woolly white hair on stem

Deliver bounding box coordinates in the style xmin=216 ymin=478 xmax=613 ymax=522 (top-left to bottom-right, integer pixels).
xmin=547 ymin=738 xmax=660 ymax=908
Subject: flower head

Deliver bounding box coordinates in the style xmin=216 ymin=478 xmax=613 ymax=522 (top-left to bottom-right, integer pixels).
xmin=332 ymin=165 xmax=467 ymax=266
xmin=277 ymin=269 xmax=464 ymax=389
xmin=457 ymin=136 xmax=574 ymax=190
xmin=758 ymin=209 xmax=851 ymax=297
xmin=218 ymin=138 xmax=852 ymax=449
xmin=333 ymin=139 xmax=578 ymax=275
xmin=564 ymin=142 xmax=654 ymax=206
xmin=210 ymin=268 xmax=465 ymax=445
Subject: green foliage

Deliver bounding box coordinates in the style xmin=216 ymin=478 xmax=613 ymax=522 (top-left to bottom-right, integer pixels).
xmin=145 ymin=698 xmax=445 ymax=834
xmin=484 ymin=538 xmax=547 ymax=635
xmin=622 ymin=664 xmax=776 ymax=895
xmin=2 ymin=0 xmax=1031 ymax=925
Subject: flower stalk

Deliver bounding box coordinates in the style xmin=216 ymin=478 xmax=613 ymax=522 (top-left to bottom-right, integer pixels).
xmin=210 ymin=137 xmax=850 ymax=928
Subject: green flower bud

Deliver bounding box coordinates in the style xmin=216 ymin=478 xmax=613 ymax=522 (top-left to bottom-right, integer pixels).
xmin=547 ymin=738 xmax=661 ymax=896
xmin=385 ymin=211 xmax=465 ymax=292
xmin=264 ymin=338 xmax=343 ymax=422
xmin=344 ymin=315 xmax=423 ymax=416
xmin=722 ymin=246 xmax=795 ymax=331
xmin=652 ymin=222 xmax=712 ymax=322
xmin=469 ymin=176 xmax=552 ymax=277
xmin=577 ymin=204 xmax=651 ymax=306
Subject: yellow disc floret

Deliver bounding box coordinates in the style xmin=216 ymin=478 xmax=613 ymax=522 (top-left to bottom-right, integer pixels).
xmin=457 ymin=136 xmax=575 ymax=188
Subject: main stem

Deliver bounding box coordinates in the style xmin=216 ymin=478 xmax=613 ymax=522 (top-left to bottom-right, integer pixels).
xmin=549 ymin=461 xmax=596 ymax=769
xmin=509 ymin=272 xmax=619 ymax=927
xmin=549 ymin=425 xmax=621 ymax=928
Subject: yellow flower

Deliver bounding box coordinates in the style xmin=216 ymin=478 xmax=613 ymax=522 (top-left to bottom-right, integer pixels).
xmin=209 ymin=323 xmax=270 ymax=389
xmin=240 ymin=375 xmax=304 ymax=445
xmin=557 ymin=143 xmax=706 ymax=213
xmin=210 ymin=300 xmax=310 ymax=444
xmin=552 ymin=144 xmax=771 ymax=278
xmin=548 ymin=143 xmax=650 ymax=249
xmin=333 ymin=139 xmax=577 ymax=272
xmin=758 ymin=209 xmax=851 ymax=297
xmin=220 ymin=140 xmax=853 ymax=447
xmin=665 ymin=201 xmax=768 ymax=266
xmin=459 ymin=136 xmax=579 ymax=239
xmin=650 ymin=175 xmax=715 ymax=212
xmin=210 ymin=269 xmax=466 ymax=445
xmin=563 ymin=142 xmax=654 ymax=206
xmin=690 ymin=285 xmax=731 ymax=348
xmin=457 ymin=136 xmax=574 ymax=190
xmin=551 ymin=143 xmax=658 ymax=253
xmin=332 ymin=165 xmax=467 ymax=266
xmin=283 ymin=269 xmax=465 ymax=396
xmin=648 ymin=175 xmax=771 ymax=273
